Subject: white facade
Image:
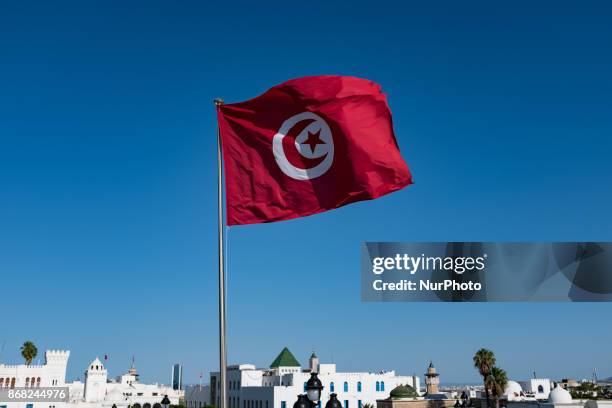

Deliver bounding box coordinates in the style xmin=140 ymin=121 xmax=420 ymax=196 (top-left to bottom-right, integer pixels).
xmin=186 ymin=349 xmax=420 ymax=408
xmin=0 ymin=350 xmax=182 ymax=408
xmin=518 ymin=379 xmax=552 ymax=400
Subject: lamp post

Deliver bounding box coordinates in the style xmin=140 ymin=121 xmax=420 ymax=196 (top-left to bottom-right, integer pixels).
xmin=161 ymin=395 xmax=171 ymax=408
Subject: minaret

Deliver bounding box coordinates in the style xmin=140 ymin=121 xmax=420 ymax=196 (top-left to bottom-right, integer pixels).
xmin=425 ymin=361 xmax=440 ymax=395
xmin=309 ymin=352 xmax=319 ymax=373
xmin=84 ymin=357 xmax=108 ymax=402
xmin=129 ymin=356 xmax=139 ymax=379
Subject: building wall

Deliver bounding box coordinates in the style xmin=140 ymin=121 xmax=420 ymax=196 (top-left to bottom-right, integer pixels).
xmin=518 ymin=379 xmax=551 ymax=399
xmin=0 ymin=350 xmax=70 ymax=389
xmin=185 ymin=385 xmax=212 ymax=408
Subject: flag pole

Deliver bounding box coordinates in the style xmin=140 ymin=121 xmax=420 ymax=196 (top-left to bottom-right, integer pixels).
xmin=214 ymin=98 xmax=227 ymax=408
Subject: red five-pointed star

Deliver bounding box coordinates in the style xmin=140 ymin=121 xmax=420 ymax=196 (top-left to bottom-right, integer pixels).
xmin=301 ymin=129 xmax=326 ymax=153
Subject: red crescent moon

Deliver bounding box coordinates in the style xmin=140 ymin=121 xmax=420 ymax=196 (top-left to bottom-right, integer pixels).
xmin=281 ymin=118 xmax=327 ymax=170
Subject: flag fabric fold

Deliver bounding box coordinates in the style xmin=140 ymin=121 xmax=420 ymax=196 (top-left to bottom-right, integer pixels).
xmin=217 ymin=75 xmax=413 ymax=226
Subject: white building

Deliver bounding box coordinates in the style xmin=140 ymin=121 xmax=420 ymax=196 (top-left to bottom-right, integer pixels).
xmin=507 ymin=384 xmax=612 ymax=408
xmin=0 ymin=350 xmax=182 ymax=408
xmin=518 ymin=379 xmax=552 ymax=400
xmin=186 ymin=348 xmax=420 ymax=408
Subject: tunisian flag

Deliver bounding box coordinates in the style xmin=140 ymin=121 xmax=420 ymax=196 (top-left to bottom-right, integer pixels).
xmin=217 ymin=75 xmax=413 ymax=226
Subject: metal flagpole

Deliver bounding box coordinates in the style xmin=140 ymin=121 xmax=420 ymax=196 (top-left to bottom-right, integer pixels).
xmin=214 ymin=98 xmax=227 ymax=408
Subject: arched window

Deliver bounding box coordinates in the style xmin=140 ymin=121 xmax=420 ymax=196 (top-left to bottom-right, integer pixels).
xmin=25 ymin=378 xmax=30 ymax=388
xmin=538 ymin=385 xmax=544 ymax=393
xmin=381 ymin=382 xmax=385 ymax=391
xmin=330 ymin=382 xmax=335 ymax=392
xmin=11 ymin=378 xmax=16 ymax=388
xmin=376 ymin=381 xmax=380 ymax=392
xmin=344 ymin=382 xmax=348 ymax=392
xmin=357 ymin=382 xmax=362 ymax=392
xmin=144 ymin=403 xmax=152 ymax=408
xmin=36 ymin=377 xmax=41 ymax=387
xmin=0 ymin=378 xmax=4 ymax=388
xmin=304 ymin=382 xmax=307 ymax=392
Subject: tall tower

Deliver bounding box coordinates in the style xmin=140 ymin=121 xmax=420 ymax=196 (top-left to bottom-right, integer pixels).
xmin=172 ymin=363 xmax=183 ymax=390
xmin=84 ymin=357 xmax=108 ymax=402
xmin=425 ymin=361 xmax=440 ymax=395
xmin=44 ymin=350 xmax=70 ymax=387
xmin=309 ymin=352 xmax=319 ymax=373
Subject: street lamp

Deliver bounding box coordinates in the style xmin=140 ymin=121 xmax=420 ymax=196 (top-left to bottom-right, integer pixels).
xmin=305 ymin=373 xmax=324 ymax=406
xmin=324 ymin=394 xmax=342 ymax=408
xmin=161 ymin=395 xmax=171 ymax=408
xmin=295 ymin=373 xmax=340 ymax=408
xmin=294 ymin=395 xmax=311 ymax=408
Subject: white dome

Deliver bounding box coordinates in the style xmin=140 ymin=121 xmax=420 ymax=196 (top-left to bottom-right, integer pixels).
xmin=504 ymin=381 xmax=523 ymax=400
xmin=549 ymin=385 xmax=572 ymax=404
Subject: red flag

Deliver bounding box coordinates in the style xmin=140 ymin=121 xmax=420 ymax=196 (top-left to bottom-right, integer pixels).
xmin=217 ymin=75 xmax=413 ymax=225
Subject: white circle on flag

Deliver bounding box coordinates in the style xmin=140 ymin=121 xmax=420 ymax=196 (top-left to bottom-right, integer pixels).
xmin=272 ymin=112 xmax=334 ymax=180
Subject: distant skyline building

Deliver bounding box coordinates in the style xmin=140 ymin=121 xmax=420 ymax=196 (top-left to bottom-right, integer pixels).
xmin=0 ymin=349 xmax=183 ymax=408
xmin=173 ymin=363 xmax=183 ymax=390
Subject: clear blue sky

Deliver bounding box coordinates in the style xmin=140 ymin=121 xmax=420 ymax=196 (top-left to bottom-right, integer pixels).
xmin=1 ymin=0 xmax=611 ymax=386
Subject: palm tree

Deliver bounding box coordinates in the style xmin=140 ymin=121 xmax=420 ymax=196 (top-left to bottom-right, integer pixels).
xmin=488 ymin=367 xmax=508 ymax=408
xmin=20 ymin=341 xmax=38 ymax=365
xmin=473 ymin=349 xmax=496 ymax=408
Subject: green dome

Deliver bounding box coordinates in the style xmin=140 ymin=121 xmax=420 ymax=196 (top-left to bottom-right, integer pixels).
xmin=390 ymin=385 xmax=418 ymax=399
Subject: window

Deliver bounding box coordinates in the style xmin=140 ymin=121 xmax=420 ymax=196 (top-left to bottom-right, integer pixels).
xmin=25 ymin=378 xmax=30 ymax=388
xmin=344 ymin=401 xmax=349 ymax=408
xmin=381 ymin=382 xmax=385 ymax=391
xmin=344 ymin=382 xmax=348 ymax=392
xmin=304 ymin=382 xmax=307 ymax=392
xmin=37 ymin=378 xmax=41 ymax=387
xmin=330 ymin=382 xmax=335 ymax=392
xmin=357 ymin=382 xmax=362 ymax=392
xmin=358 ymin=401 xmax=362 ymax=408
xmin=281 ymin=402 xmax=287 ymax=408
xmin=376 ymin=382 xmax=380 ymax=392
xmin=26 ymin=404 xmax=34 ymax=408
xmin=538 ymin=385 xmax=544 ymax=393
